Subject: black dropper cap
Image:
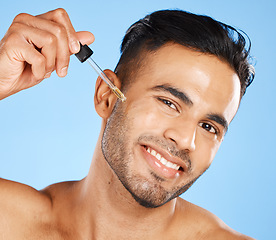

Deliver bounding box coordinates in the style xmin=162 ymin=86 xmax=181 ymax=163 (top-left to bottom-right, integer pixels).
xmin=75 ymin=43 xmax=93 ymax=63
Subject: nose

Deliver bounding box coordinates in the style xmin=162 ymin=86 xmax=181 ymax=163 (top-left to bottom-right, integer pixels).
xmin=163 ymin=121 xmax=196 ymax=152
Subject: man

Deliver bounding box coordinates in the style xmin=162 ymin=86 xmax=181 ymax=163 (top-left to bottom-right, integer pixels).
xmin=0 ymin=8 xmax=255 ymax=239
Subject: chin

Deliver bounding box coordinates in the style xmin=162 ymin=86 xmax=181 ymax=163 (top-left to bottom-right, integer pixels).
xmin=119 ymin=172 xmax=198 ymax=209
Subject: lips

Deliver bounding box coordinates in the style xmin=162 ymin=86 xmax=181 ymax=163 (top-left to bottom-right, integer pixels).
xmin=145 ymin=146 xmax=181 ymax=171
xmin=141 ymin=145 xmax=187 ymax=179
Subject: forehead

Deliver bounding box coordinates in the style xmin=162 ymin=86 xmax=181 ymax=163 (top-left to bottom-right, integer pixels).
xmin=128 ymin=43 xmax=241 ymax=123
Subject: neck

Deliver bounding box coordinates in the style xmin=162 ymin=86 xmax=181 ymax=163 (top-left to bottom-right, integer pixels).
xmin=75 ymin=135 xmax=178 ymax=239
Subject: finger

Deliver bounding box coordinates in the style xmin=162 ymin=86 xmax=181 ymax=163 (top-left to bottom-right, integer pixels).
xmin=10 ymin=41 xmax=47 ymax=81
xmin=76 ymin=31 xmax=95 ymax=46
xmin=11 ymin=23 xmax=58 ymax=77
xmin=13 ymin=13 xmax=70 ymax=77
xmin=41 ymin=43 xmax=56 ymax=78
xmin=37 ymin=8 xmax=81 ymax=54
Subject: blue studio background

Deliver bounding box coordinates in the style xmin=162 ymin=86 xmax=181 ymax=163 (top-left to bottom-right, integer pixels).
xmin=0 ymin=1 xmax=275 ymax=239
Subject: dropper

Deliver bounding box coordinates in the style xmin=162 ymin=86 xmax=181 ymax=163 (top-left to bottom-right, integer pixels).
xmin=75 ymin=43 xmax=126 ymax=102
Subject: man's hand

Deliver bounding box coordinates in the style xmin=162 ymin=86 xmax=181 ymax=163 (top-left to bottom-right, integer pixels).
xmin=0 ymin=8 xmax=94 ymax=100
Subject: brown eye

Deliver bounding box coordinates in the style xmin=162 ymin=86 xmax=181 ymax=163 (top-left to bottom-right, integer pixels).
xmin=158 ymin=98 xmax=177 ymax=111
xmin=199 ymin=122 xmax=217 ymax=134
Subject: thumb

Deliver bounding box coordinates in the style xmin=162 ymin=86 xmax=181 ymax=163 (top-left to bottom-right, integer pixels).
xmin=76 ymin=31 xmax=95 ymax=46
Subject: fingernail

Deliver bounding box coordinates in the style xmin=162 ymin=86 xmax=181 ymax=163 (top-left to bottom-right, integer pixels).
xmin=44 ymin=72 xmax=51 ymax=79
xmin=71 ymin=40 xmax=80 ymax=53
xmin=60 ymin=66 xmax=68 ymax=77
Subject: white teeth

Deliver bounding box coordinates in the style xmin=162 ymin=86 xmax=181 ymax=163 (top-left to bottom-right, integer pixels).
xmin=173 ymin=164 xmax=180 ymax=171
xmin=167 ymin=161 xmax=174 ymax=168
xmin=160 ymin=157 xmax=167 ymax=165
xmin=146 ymin=147 xmax=180 ymax=171
xmin=156 ymin=153 xmax=161 ymax=161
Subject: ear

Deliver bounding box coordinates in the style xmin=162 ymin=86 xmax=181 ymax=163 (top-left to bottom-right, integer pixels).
xmin=94 ymin=69 xmax=122 ymax=119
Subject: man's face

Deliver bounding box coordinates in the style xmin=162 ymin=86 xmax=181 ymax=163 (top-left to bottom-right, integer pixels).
xmin=101 ymin=43 xmax=241 ymax=208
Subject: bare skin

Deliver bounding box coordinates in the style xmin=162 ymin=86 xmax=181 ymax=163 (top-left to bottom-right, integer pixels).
xmin=0 ymin=9 xmax=254 ymax=240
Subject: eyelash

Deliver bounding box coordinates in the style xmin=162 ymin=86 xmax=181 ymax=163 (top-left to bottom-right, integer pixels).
xmin=199 ymin=122 xmax=218 ymax=134
xmin=157 ymin=97 xmax=178 ymax=111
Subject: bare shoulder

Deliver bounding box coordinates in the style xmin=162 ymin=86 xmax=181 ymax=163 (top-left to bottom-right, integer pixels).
xmin=203 ymin=228 xmax=255 ymax=240
xmin=175 ymin=198 xmax=255 ymax=240
xmin=0 ymin=178 xmax=53 ymax=235
xmin=0 ymin=178 xmax=80 ymax=239
xmin=0 ymin=177 xmax=52 ymax=212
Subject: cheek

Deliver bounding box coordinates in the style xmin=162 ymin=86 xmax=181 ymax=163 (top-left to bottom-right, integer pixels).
xmin=128 ymin=99 xmax=167 ymax=134
xmin=207 ymin=141 xmax=221 ymax=165
xmin=193 ymin=137 xmax=221 ymax=170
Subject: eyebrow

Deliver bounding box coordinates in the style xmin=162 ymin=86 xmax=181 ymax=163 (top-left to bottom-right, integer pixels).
xmin=206 ymin=113 xmax=229 ymax=133
xmin=151 ymin=84 xmax=193 ymax=106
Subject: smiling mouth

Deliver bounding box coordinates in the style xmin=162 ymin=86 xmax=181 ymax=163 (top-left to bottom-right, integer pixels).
xmin=143 ymin=146 xmax=184 ymax=172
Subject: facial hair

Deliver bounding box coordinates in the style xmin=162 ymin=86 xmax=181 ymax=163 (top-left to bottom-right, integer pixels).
xmin=101 ymin=101 xmax=205 ymax=208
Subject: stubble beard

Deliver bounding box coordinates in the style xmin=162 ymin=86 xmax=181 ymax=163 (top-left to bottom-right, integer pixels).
xmin=101 ymin=101 xmax=202 ymax=208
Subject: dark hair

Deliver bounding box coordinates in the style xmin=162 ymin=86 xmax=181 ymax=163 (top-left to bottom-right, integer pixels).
xmin=115 ymin=10 xmax=255 ymax=97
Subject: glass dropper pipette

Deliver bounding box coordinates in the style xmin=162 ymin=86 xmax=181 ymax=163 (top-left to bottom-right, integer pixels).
xmin=75 ymin=43 xmax=126 ymax=102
